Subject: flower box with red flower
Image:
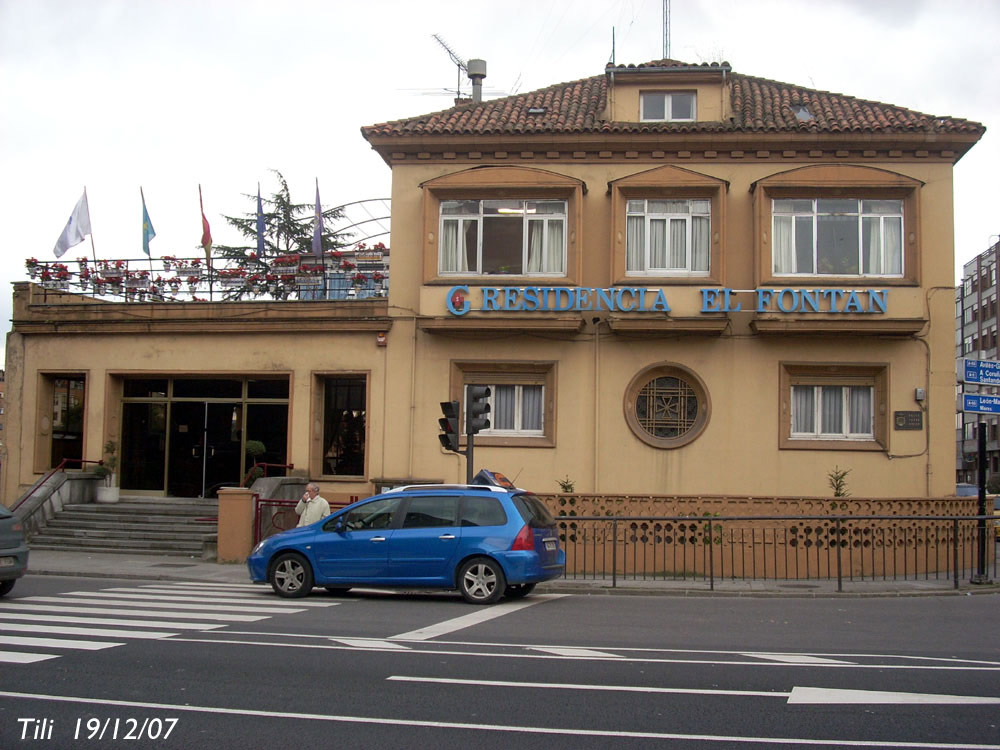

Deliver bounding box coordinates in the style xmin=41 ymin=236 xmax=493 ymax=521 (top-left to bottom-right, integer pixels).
xmin=271 ymin=255 xmax=301 ymax=272
xmin=124 ymin=271 xmax=150 ymax=289
xmin=351 ymin=272 xmax=369 ymax=287
xmin=217 ymin=268 xmax=247 ymax=287
xmin=175 ymin=259 xmax=202 ymax=276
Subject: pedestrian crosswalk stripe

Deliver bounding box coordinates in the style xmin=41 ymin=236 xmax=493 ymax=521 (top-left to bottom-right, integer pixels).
xmin=0 ymin=635 xmax=125 ymax=651
xmin=21 ymin=595 xmax=306 ymax=614
xmin=0 ymin=651 xmax=59 ymax=664
xmin=98 ymin=588 xmax=338 ymax=607
xmin=0 ymin=612 xmax=225 ymax=630
xmin=1 ymin=622 xmax=178 ymax=639
xmin=0 ymin=602 xmax=267 ymax=622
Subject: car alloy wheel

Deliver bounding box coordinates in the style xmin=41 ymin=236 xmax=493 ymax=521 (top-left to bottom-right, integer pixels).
xmin=458 ymin=557 xmax=506 ymax=605
xmin=269 ymin=552 xmax=313 ymax=598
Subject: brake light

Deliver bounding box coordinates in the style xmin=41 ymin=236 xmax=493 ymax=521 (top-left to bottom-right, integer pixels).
xmin=511 ymin=524 xmax=534 ymax=551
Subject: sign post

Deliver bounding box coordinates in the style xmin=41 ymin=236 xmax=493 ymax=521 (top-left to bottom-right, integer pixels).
xmin=959 ymin=357 xmax=994 ymax=584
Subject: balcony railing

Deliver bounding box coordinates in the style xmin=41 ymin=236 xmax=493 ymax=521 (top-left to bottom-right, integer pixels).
xmin=24 ymin=254 xmax=388 ymax=303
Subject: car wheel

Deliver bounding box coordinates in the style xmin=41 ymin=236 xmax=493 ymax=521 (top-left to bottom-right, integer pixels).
xmin=0 ymin=580 xmax=14 ymax=597
xmin=504 ymin=582 xmax=536 ymax=599
xmin=458 ymin=557 xmax=506 ymax=605
xmin=324 ymin=586 xmax=352 ymax=596
xmin=269 ymin=553 xmax=313 ymax=598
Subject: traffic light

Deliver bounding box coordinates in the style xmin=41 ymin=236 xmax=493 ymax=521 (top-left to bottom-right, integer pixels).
xmin=438 ymin=400 xmax=460 ymax=452
xmin=466 ymin=385 xmax=491 ymax=435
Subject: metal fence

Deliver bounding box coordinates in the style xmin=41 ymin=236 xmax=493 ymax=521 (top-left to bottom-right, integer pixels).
xmin=556 ymin=514 xmax=998 ymax=591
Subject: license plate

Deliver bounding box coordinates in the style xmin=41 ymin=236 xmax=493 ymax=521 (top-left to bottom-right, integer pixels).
xmin=544 ymin=540 xmax=556 ymax=552
xmin=0 ymin=557 xmax=13 ymax=567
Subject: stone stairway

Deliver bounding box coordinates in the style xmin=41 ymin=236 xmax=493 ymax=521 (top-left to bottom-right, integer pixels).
xmin=28 ymin=495 xmax=219 ymax=558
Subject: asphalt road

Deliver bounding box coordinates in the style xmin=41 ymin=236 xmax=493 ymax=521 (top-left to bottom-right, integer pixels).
xmin=0 ymin=574 xmax=998 ymax=749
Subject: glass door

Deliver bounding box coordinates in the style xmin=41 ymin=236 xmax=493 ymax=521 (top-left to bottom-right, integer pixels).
xmin=167 ymin=402 xmax=242 ymax=497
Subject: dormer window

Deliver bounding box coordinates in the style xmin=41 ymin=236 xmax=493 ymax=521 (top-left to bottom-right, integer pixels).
xmin=641 ymin=91 xmax=696 ymax=122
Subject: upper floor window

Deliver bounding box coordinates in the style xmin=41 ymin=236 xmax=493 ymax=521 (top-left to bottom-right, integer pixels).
xmin=464 ymin=382 xmax=544 ymax=437
xmin=440 ymin=199 xmax=566 ymax=276
xmin=626 ymin=199 xmax=710 ymax=275
xmin=641 ymin=91 xmax=696 ymax=122
xmin=791 ymin=384 xmax=874 ymax=440
xmin=772 ymin=198 xmax=903 ymax=276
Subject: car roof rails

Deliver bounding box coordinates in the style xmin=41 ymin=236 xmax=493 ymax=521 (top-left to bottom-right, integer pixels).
xmin=382 ymin=483 xmax=510 ymax=494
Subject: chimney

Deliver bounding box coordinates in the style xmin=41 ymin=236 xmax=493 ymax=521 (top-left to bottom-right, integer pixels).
xmin=467 ymin=59 xmax=487 ymax=103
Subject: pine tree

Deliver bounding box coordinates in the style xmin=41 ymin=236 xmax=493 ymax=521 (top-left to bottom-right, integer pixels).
xmin=212 ymin=170 xmax=350 ymax=299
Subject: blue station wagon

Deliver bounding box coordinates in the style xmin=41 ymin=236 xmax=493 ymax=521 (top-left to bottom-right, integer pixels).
xmin=247 ymin=484 xmax=565 ymax=604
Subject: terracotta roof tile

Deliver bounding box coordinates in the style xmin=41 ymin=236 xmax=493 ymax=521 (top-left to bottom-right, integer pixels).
xmin=362 ymin=60 xmax=984 ymax=140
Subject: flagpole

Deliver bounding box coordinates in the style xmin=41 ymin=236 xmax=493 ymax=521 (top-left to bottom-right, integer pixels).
xmin=85 ymin=187 xmax=98 ymax=266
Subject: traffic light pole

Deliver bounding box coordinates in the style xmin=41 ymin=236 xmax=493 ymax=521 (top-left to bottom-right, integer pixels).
xmin=465 ymin=433 xmax=475 ymax=485
xmin=972 ymin=427 xmax=991 ymax=584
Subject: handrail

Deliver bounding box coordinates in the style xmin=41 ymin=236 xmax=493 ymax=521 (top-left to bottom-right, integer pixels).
xmin=10 ymin=458 xmax=103 ymax=513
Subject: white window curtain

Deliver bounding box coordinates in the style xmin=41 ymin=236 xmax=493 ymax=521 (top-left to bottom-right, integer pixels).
xmin=649 ymin=219 xmax=667 ymax=269
xmin=848 ymin=386 xmax=873 ymax=434
xmin=546 ymin=221 xmax=564 ymax=273
xmin=669 ymin=218 xmax=686 ymax=268
xmin=821 ymin=387 xmax=843 ymax=434
xmin=884 ymin=217 xmax=902 ymax=275
xmin=774 ymin=216 xmax=794 ymax=273
xmin=492 ymin=385 xmax=516 ymax=430
xmin=692 ymin=216 xmax=710 ymax=272
xmin=627 ymin=216 xmax=645 ymax=271
xmin=864 ymin=217 xmax=883 ymax=275
xmin=526 ymin=220 xmax=543 ymax=273
xmin=521 ymin=385 xmax=543 ymax=431
xmin=441 ymin=219 xmax=471 ymax=273
xmin=792 ymin=386 xmax=815 ymax=433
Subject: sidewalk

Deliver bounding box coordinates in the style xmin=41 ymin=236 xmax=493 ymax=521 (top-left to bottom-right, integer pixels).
xmin=24 ymin=549 xmax=1000 ymax=598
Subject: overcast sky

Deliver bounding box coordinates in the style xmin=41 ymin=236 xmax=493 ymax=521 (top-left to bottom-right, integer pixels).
xmin=2 ymin=0 xmax=998 ymax=361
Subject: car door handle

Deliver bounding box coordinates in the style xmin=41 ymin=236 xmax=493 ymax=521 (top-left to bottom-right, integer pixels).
xmin=370 ymin=536 xmax=386 ymax=543
xmin=438 ymin=534 xmax=456 ymax=540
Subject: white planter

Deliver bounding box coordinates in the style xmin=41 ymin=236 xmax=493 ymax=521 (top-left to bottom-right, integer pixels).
xmin=95 ymin=484 xmax=120 ymax=504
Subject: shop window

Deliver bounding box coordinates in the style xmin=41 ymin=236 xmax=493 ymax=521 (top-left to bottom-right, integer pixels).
xmin=624 ymin=363 xmax=710 ymax=449
xmin=780 ymin=363 xmax=887 ymax=451
xmin=450 ymin=362 xmax=555 ymax=447
xmin=321 ymin=375 xmax=367 ymax=477
xmin=772 ymin=198 xmax=903 ymax=276
xmin=626 ymin=198 xmax=710 ymax=275
xmin=440 ymin=199 xmax=566 ymax=276
xmin=640 ymin=91 xmax=696 ymax=121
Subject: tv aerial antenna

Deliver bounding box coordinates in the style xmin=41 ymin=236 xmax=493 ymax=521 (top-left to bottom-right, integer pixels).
xmin=432 ymin=34 xmax=469 ymax=99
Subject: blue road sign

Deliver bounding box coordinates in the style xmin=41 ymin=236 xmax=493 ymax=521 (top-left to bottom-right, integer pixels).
xmin=962 ymin=358 xmax=1000 ymax=385
xmin=962 ymin=394 xmax=1000 ymax=414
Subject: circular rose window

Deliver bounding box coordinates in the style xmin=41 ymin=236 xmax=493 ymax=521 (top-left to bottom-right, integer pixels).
xmin=624 ymin=363 xmax=710 ymax=448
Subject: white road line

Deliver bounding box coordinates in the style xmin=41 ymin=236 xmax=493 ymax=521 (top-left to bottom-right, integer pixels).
xmin=788 ymin=687 xmax=1000 ymax=705
xmin=0 ymin=612 xmax=224 ymax=630
xmin=743 ymin=653 xmax=854 ymax=665
xmin=0 ymin=652 xmax=59 ymax=664
xmin=530 ymin=647 xmax=623 ymax=659
xmin=388 ymin=675 xmax=780 ymax=698
xmin=332 ymin=639 xmax=412 ymax=650
xmin=147 ymin=582 xmax=263 ymax=590
xmin=389 ymin=676 xmax=1000 ymax=707
xmin=2 ymin=689 xmax=998 ymax=749
xmin=18 ymin=596 xmax=304 ymax=614
xmin=98 ymin=588 xmax=337 ymax=606
xmin=0 ymin=635 xmax=124 ymax=651
xmin=0 ymin=623 xmax=177 ymax=640
xmin=389 ymin=594 xmax=568 ymax=641
xmin=0 ymin=603 xmax=267 ymax=622
xmin=63 ymin=591 xmax=334 ymax=608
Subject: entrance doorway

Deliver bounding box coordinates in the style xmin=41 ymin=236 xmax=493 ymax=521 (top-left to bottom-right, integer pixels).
xmin=168 ymin=402 xmax=243 ymax=497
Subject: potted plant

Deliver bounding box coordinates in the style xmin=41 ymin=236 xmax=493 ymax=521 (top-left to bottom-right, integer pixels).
xmin=93 ymin=440 xmax=119 ymax=503
xmin=244 ymin=440 xmax=266 ymax=487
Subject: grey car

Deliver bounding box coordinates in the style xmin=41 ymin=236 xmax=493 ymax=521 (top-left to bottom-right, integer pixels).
xmin=0 ymin=505 xmax=28 ymax=596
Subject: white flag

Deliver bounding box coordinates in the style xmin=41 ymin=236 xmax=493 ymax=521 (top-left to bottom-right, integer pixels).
xmin=53 ymin=190 xmax=92 ymax=258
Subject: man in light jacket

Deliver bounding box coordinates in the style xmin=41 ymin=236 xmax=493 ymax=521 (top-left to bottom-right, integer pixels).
xmin=295 ymin=483 xmax=331 ymax=527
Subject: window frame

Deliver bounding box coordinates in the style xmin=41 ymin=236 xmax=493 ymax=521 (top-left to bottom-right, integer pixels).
xmin=312 ymin=370 xmax=370 ymax=481
xmin=640 ymin=91 xmax=697 ymax=122
xmin=448 ymin=361 xmax=556 ymax=448
xmin=463 ymin=382 xmax=545 ymax=437
xmin=609 ymin=165 xmax=727 ymax=286
xmin=421 ymin=167 xmax=584 ymax=286
xmin=779 ymin=363 xmax=888 ymax=451
xmin=771 ymin=197 xmax=904 ymax=278
xmin=439 ymin=199 xmax=568 ymax=277
xmin=625 ymin=198 xmax=712 ymax=276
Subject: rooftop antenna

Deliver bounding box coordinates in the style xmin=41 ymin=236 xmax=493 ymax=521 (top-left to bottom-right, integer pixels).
xmin=432 ymin=34 xmax=468 ymax=99
xmin=663 ymin=0 xmax=671 ymax=59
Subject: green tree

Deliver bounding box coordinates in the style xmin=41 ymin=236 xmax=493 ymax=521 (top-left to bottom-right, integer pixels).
xmin=212 ymin=170 xmax=351 ymax=299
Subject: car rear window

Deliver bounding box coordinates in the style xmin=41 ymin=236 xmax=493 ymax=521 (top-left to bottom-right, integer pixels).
xmin=460 ymin=496 xmax=507 ymax=527
xmin=512 ymin=493 xmax=556 ymax=528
